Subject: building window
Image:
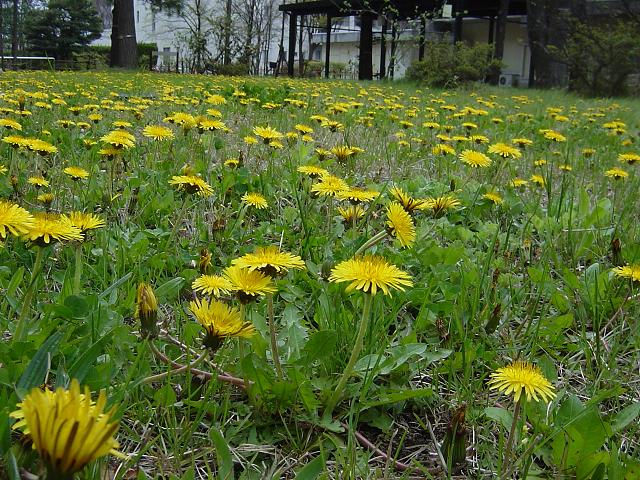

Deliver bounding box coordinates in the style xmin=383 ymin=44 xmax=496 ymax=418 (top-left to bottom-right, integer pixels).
xmin=163 ymin=47 xmax=171 ymax=52
xmin=136 ymin=10 xmax=139 ymax=23
xmin=152 ymin=13 xmax=156 ymax=32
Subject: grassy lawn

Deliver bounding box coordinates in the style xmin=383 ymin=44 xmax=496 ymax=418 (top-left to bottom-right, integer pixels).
xmin=0 ymin=70 xmax=639 ymax=479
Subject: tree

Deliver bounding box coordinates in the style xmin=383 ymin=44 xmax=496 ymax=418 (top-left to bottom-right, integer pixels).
xmin=488 ymin=0 xmax=509 ymax=84
xmin=110 ymin=0 xmax=182 ymax=68
xmin=24 ymin=0 xmax=102 ymax=60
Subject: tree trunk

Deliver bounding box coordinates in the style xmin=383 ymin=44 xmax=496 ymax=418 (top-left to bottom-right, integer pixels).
xmin=111 ymin=0 xmax=138 ymax=68
xmin=11 ymin=0 xmax=17 ymax=60
xmin=223 ymin=0 xmax=232 ymax=65
xmin=0 ymin=0 xmax=5 ymax=70
xmin=488 ymin=0 xmax=509 ymax=84
xmin=526 ymin=0 xmax=569 ymax=87
xmin=298 ymin=15 xmax=304 ymax=76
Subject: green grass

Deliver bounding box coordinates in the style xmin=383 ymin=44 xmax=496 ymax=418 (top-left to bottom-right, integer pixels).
xmin=0 ymin=71 xmax=639 ymax=479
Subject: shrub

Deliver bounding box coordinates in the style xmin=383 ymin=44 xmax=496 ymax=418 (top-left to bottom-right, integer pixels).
xmin=553 ymin=20 xmax=640 ymax=97
xmin=406 ymin=41 xmax=501 ymax=87
xmin=303 ymin=60 xmax=347 ymax=78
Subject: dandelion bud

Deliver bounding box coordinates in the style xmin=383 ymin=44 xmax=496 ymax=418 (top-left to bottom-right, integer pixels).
xmin=449 ymin=179 xmax=456 ymax=192
xmin=442 ymin=404 xmax=467 ymax=468
xmin=18 ymin=94 xmax=26 ymax=111
xmin=199 ymin=248 xmax=212 ymax=274
xmin=135 ymin=282 xmax=158 ymax=339
xmin=611 ymin=238 xmax=622 ymax=265
xmin=320 ymin=259 xmax=333 ymax=281
xmin=10 ymin=175 xmax=19 ymax=193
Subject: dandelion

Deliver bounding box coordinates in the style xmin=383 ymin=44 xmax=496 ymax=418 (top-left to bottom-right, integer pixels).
xmin=0 ymin=200 xmax=34 ymax=238
xmin=192 ymin=274 xmax=234 ymax=296
xmin=24 ymin=213 xmax=83 ymax=246
xmin=298 ymin=165 xmax=329 ymax=178
xmin=530 ymin=175 xmax=545 ymax=187
xmin=338 ymin=205 xmax=366 ymax=223
xmin=331 ymin=145 xmax=354 ymax=162
xmin=483 ymin=192 xmax=504 ymax=205
xmin=389 ymin=186 xmax=427 ymax=214
xmin=612 ymin=264 xmax=640 ymax=282
xmin=325 ymin=255 xmax=412 ymax=417
xmin=432 ymin=144 xmax=456 ymax=156
xmin=0 ymin=118 xmax=22 ymax=130
xmin=189 ymin=298 xmax=255 ymax=350
xmin=459 ymin=149 xmax=491 ymax=167
xmin=68 ymin=211 xmax=106 ymax=233
xmin=232 ymin=246 xmax=305 ymax=277
xmin=311 ymin=175 xmax=349 ymax=197
xmin=63 ymin=166 xmax=90 ymax=180
xmin=618 ymin=153 xmax=640 ymax=165
xmin=488 ymin=143 xmax=522 ymax=159
xmin=253 ymin=126 xmax=283 ymax=144
xmin=489 ymin=360 xmax=555 ymax=403
xmin=543 ymin=130 xmax=566 ymax=142
xmin=336 ymin=187 xmax=379 ymax=204
xmin=386 ymin=202 xmax=416 ymax=248
xmin=169 ymin=175 xmax=213 ymax=197
xmin=421 ymin=195 xmax=461 ymax=218
xmin=224 ymin=265 xmax=276 ymax=303
xmin=135 ymin=282 xmax=159 ymax=338
xmin=329 ymin=255 xmax=412 ymax=296
xmin=142 ymin=125 xmax=174 ymax=141
xmin=10 ymin=380 xmax=123 ymax=478
xmin=241 ymin=192 xmax=268 ymax=209
xmin=28 ymin=176 xmax=50 ymax=188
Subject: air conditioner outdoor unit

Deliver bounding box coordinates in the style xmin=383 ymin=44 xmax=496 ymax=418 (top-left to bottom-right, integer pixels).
xmin=499 ymin=73 xmax=520 ymax=87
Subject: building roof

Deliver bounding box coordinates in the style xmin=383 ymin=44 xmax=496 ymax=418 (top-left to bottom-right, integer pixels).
xmin=279 ymin=0 xmax=527 ymax=18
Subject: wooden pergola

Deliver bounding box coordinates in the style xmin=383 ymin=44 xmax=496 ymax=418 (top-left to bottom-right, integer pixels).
xmin=278 ymin=0 xmax=527 ymax=80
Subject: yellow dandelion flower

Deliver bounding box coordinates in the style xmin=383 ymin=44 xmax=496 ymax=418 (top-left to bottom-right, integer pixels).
xmin=10 ymin=380 xmax=123 ymax=477
xmin=0 ymin=118 xmax=22 ymax=130
xmin=386 ymin=202 xmax=416 ymax=248
xmin=530 ymin=175 xmax=545 ymax=187
xmin=28 ymin=176 xmax=50 ymax=188
xmin=63 ymin=166 xmax=89 ymax=180
xmin=612 ymin=264 xmax=640 ymax=282
xmin=459 ymin=149 xmax=492 ymax=167
xmin=511 ymin=178 xmax=528 ymax=188
xmin=329 ymin=255 xmax=413 ymax=296
xmin=68 ymin=211 xmax=106 ymax=233
xmin=24 ymin=213 xmax=83 ymax=245
xmin=605 ymin=167 xmax=629 ymax=179
xmin=169 ymin=175 xmax=213 ymax=197
xmin=224 ymin=264 xmax=276 ymax=303
xmin=336 ymin=187 xmax=380 ymax=204
xmin=432 ymin=143 xmax=456 ymax=156
xmin=135 ymin=282 xmax=158 ymax=338
xmin=543 ymin=130 xmax=566 ymax=142
xmin=483 ymin=192 xmax=504 ymax=205
xmin=253 ymin=126 xmax=283 ymax=144
xmin=389 ymin=186 xmax=427 ymax=213
xmin=338 ymin=205 xmax=366 ymax=223
xmin=0 ymin=200 xmax=34 ymax=238
xmin=488 ymin=143 xmax=522 ymax=159
xmin=420 ymin=195 xmax=461 ymax=217
xmin=618 ymin=153 xmax=640 ymax=165
xmin=232 ymin=246 xmax=305 ymax=277
xmin=189 ymin=298 xmax=255 ymax=350
xmin=142 ymin=125 xmax=174 ymax=141
xmin=488 ymin=361 xmax=556 ymax=403
xmin=192 ymin=274 xmax=234 ymax=297
xmin=298 ymin=165 xmax=329 ymax=178
xmin=241 ymin=192 xmax=268 ymax=209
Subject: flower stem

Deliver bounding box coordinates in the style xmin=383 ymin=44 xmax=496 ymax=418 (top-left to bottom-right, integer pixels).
xmin=324 ymin=293 xmax=373 ymax=419
xmin=73 ymin=244 xmax=83 ymax=294
xmin=353 ymin=230 xmax=387 ymax=257
xmin=144 ymin=342 xmax=208 ymax=384
xmin=14 ymin=247 xmax=45 ymax=342
xmin=267 ymin=293 xmax=284 ymax=380
xmin=502 ymin=398 xmax=522 ymax=478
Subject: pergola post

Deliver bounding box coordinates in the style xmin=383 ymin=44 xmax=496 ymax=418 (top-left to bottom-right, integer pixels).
xmin=288 ymin=13 xmax=297 ymax=77
xmin=453 ymin=0 xmax=463 ymax=43
xmin=380 ymin=18 xmax=387 ymax=79
xmin=324 ymin=15 xmax=331 ymax=78
xmin=418 ymin=16 xmax=426 ymax=61
xmin=488 ymin=16 xmax=495 ymax=44
xmin=358 ymin=11 xmax=373 ymax=80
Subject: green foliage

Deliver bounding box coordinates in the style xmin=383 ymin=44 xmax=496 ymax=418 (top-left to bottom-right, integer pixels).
xmin=406 ymin=41 xmax=502 ymax=87
xmin=24 ymin=0 xmax=103 ymax=61
xmin=554 ymin=20 xmax=640 ymax=97
xmin=303 ymin=60 xmax=347 ymax=78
